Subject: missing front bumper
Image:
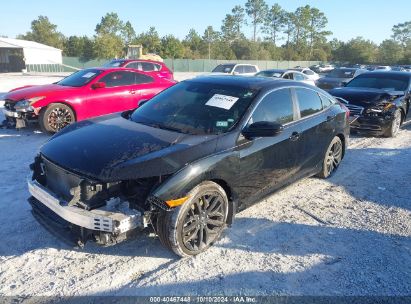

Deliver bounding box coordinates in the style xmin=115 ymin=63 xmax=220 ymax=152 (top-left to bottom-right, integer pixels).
xmin=28 ymin=179 xmax=147 ymax=245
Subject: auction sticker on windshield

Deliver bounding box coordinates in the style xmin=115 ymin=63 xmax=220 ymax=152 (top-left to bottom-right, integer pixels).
xmin=82 ymin=72 xmax=96 ymax=78
xmin=205 ymin=94 xmax=239 ymax=110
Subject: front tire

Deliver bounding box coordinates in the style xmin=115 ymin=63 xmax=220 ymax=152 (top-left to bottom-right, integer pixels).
xmin=317 ymin=136 xmax=343 ymax=179
xmin=39 ymin=103 xmax=75 ymax=133
xmin=156 ymin=181 xmax=229 ymax=257
xmin=384 ymin=109 xmax=402 ymax=138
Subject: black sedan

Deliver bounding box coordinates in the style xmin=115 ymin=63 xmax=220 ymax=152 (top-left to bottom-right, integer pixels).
xmin=28 ymin=76 xmax=350 ymax=257
xmin=316 ymin=68 xmax=367 ymax=91
xmin=330 ymin=72 xmax=411 ymax=137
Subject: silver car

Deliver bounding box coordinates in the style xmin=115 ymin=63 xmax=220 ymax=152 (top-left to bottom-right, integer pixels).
xmin=255 ymin=69 xmax=316 ymax=86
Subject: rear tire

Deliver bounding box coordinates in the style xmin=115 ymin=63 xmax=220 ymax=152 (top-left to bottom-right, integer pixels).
xmin=317 ymin=136 xmax=343 ymax=179
xmin=156 ymin=181 xmax=228 ymax=257
xmin=39 ymin=103 xmax=75 ymax=134
xmin=384 ymin=109 xmax=402 ymax=138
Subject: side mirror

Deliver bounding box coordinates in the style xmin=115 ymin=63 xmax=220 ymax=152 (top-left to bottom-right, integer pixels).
xmin=233 ymin=71 xmax=240 ymax=75
xmin=242 ymin=121 xmax=284 ymax=139
xmin=91 ymin=82 xmax=106 ymax=89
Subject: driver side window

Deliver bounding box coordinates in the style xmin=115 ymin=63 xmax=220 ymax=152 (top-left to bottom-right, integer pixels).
xmin=249 ymin=88 xmax=294 ymax=125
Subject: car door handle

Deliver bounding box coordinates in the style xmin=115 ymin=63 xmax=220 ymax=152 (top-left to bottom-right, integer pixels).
xmin=129 ymin=89 xmax=137 ymax=94
xmin=289 ymin=131 xmax=300 ymax=141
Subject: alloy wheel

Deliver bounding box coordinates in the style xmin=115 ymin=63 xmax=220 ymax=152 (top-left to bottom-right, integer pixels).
xmin=47 ymin=107 xmax=73 ymax=131
xmin=325 ymin=140 xmax=343 ymax=176
xmin=181 ymin=192 xmax=226 ymax=252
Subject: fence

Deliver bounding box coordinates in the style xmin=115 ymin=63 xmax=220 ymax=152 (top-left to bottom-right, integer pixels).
xmin=163 ymin=59 xmax=322 ymax=72
xmin=23 ymin=57 xmax=322 ymax=73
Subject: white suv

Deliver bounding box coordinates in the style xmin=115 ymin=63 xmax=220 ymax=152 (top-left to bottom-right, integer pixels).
xmin=211 ymin=64 xmax=259 ymax=76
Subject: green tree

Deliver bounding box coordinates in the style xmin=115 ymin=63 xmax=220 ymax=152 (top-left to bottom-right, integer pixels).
xmin=245 ymin=0 xmax=268 ymax=42
xmin=122 ymin=21 xmax=136 ymax=45
xmin=94 ymin=12 xmax=128 ymax=59
xmin=333 ymin=37 xmax=378 ymax=64
xmin=19 ymin=16 xmax=65 ymax=49
xmin=292 ymin=6 xmax=312 ymax=55
xmin=231 ymin=5 xmax=246 ymax=39
xmin=202 ymin=26 xmax=220 ymax=59
xmin=64 ymin=36 xmax=95 ymax=60
xmin=183 ymin=29 xmax=203 ymax=58
xmin=378 ymin=39 xmax=404 ymax=65
xmin=135 ymin=27 xmax=161 ymax=54
xmin=308 ymin=7 xmax=332 ymax=58
xmin=263 ymin=4 xmax=286 ymax=45
xmin=391 ymin=21 xmax=411 ymax=48
xmin=95 ymin=12 xmax=124 ymax=36
xmin=161 ymin=35 xmax=184 ymax=59
xmin=94 ymin=34 xmax=123 ymax=59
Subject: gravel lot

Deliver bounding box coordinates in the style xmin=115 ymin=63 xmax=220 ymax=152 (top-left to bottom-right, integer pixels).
xmin=0 ymin=74 xmax=410 ymax=297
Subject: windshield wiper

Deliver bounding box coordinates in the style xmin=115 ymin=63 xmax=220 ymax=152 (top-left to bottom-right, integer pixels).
xmin=135 ymin=121 xmax=187 ymax=134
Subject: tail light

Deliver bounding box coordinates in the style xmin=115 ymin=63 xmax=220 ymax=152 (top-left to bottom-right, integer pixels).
xmin=339 ymin=103 xmax=350 ymax=120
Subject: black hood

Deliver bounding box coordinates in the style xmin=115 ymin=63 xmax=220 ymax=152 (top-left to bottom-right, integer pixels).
xmin=329 ymin=87 xmax=404 ymax=107
xmin=41 ymin=114 xmax=219 ymax=181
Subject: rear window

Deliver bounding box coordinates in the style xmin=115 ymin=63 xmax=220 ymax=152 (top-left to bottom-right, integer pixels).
xmin=244 ymin=66 xmax=257 ymax=73
xmin=327 ymin=69 xmax=355 ymax=78
xmin=255 ymin=71 xmax=282 ymax=78
xmin=212 ymin=64 xmax=235 ymax=73
xmin=295 ymin=88 xmax=323 ymax=118
xmin=103 ymin=60 xmax=125 ymax=67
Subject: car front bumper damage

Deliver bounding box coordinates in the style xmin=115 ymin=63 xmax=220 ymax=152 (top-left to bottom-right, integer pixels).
xmin=349 ymin=114 xmax=393 ymax=135
xmin=2 ymin=108 xmax=37 ymax=128
xmin=27 ymin=178 xmax=148 ymax=246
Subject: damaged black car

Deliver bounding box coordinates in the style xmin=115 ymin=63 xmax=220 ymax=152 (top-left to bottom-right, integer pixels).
xmin=330 ymin=71 xmax=411 ymax=137
xmin=28 ymin=76 xmax=349 ymax=257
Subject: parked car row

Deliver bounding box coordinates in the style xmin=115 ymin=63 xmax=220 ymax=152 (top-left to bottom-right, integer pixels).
xmin=1 ymin=61 xmax=410 ymax=257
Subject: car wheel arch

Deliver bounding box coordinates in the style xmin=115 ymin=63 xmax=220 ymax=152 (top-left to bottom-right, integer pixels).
xmin=335 ymin=133 xmax=346 ymax=158
xmin=150 ymin=166 xmax=238 ymax=225
xmin=40 ymin=101 xmax=77 ymax=121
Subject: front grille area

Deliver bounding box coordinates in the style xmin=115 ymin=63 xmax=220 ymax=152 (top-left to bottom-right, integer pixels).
xmin=345 ymin=104 xmax=364 ymax=116
xmin=42 ymin=156 xmax=82 ymax=202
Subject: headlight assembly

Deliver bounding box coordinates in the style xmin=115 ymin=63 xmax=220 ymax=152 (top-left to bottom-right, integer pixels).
xmin=366 ymin=102 xmax=395 ymax=114
xmin=14 ymin=96 xmax=45 ymax=111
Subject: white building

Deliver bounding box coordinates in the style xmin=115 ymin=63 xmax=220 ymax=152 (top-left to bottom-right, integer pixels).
xmin=0 ymin=37 xmax=62 ymax=72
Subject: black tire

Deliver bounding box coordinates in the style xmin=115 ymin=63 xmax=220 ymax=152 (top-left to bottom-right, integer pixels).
xmin=384 ymin=109 xmax=402 ymax=138
xmin=317 ymin=136 xmax=343 ymax=179
xmin=39 ymin=103 xmax=75 ymax=133
xmin=157 ymin=181 xmax=229 ymax=257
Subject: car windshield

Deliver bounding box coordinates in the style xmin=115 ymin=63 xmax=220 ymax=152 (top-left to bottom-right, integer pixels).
xmin=255 ymin=71 xmax=283 ymax=78
xmin=57 ymin=69 xmax=103 ymax=87
xmin=130 ymin=81 xmax=259 ymax=135
xmin=103 ymin=60 xmax=125 ymax=67
xmin=212 ymin=64 xmax=235 ymax=73
xmin=327 ymin=69 xmax=355 ymax=78
xmin=346 ymin=75 xmax=409 ymax=91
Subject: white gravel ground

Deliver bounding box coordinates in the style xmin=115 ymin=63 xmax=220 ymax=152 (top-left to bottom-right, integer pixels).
xmin=0 ymin=74 xmax=410 ymax=297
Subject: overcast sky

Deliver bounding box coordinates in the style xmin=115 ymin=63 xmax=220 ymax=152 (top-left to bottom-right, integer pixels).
xmin=1 ymin=0 xmax=410 ymax=44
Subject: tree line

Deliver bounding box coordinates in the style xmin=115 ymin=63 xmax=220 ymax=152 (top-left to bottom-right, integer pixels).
xmin=13 ymin=0 xmax=411 ymax=65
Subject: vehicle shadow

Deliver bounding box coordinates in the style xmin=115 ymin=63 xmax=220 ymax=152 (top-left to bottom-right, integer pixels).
xmin=101 ymin=218 xmax=411 ymax=296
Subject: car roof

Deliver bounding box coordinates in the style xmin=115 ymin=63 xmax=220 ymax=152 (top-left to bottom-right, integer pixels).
xmin=360 ymin=71 xmax=411 ymax=79
xmin=83 ymin=66 xmax=160 ymax=75
xmin=258 ymin=69 xmax=287 ymax=73
xmin=186 ymin=75 xmax=315 ymax=91
xmin=107 ymin=58 xmax=164 ymax=65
